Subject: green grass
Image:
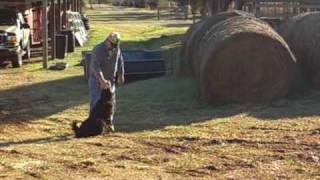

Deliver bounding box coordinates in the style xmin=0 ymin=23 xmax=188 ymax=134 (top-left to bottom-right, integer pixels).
xmin=0 ymin=5 xmax=319 ymax=179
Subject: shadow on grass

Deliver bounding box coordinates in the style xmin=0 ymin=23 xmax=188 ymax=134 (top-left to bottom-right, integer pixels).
xmin=2 ymin=34 xmax=318 ymax=136
xmin=0 ymin=32 xmax=183 ymax=124
xmin=0 ymin=134 xmax=73 ymax=148
xmin=114 ymin=76 xmax=320 ymax=133
xmin=0 ymin=72 xmax=319 ymax=136
xmin=0 ymin=62 xmax=10 ymax=69
xmin=115 ymin=76 xmax=240 ymax=132
xmin=246 ymin=91 xmax=320 ymax=120
xmin=0 ymin=76 xmax=88 ymax=123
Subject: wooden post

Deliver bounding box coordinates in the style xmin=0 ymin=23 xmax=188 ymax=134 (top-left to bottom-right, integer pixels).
xmin=77 ymin=0 xmax=80 ymax=12
xmin=43 ymin=0 xmax=48 ymax=68
xmin=67 ymin=0 xmax=69 ymax=15
xmin=63 ymin=0 xmax=67 ymax=28
xmin=89 ymin=0 xmax=93 ymax=9
xmin=79 ymin=0 xmax=82 ymax=13
xmin=184 ymin=4 xmax=188 ymax=20
xmin=74 ymin=0 xmax=77 ymax=12
xmin=192 ymin=13 xmax=195 ymax=23
xmin=76 ymin=0 xmax=78 ymax=12
xmin=51 ymin=0 xmax=56 ymax=60
xmin=75 ymin=0 xmax=78 ymax=12
xmin=72 ymin=0 xmax=75 ymax=11
xmin=57 ymin=0 xmax=61 ymax=31
xmin=157 ymin=7 xmax=160 ymax=20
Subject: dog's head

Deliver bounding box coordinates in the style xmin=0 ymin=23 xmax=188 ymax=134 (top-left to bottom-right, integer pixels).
xmin=90 ymin=87 xmax=114 ymax=120
xmin=97 ymin=87 xmax=113 ymax=112
xmin=101 ymin=87 xmax=113 ymax=100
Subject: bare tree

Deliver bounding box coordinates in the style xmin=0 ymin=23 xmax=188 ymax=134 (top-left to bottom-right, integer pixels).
xmin=89 ymin=0 xmax=93 ymax=9
xmin=191 ymin=0 xmax=246 ymax=18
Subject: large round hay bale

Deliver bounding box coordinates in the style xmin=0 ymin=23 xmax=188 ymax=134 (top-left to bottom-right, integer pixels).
xmin=278 ymin=12 xmax=320 ymax=90
xmin=191 ymin=11 xmax=252 ymax=78
xmin=198 ymin=16 xmax=297 ymax=104
xmin=179 ymin=19 xmax=207 ymax=75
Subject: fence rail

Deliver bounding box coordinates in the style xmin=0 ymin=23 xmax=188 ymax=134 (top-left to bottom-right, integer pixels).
xmin=244 ymin=0 xmax=320 ymax=18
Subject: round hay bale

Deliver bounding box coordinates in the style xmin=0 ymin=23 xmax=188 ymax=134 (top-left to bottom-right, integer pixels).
xmin=191 ymin=10 xmax=253 ymax=78
xmin=278 ymin=12 xmax=320 ymax=90
xmin=179 ymin=19 xmax=207 ymax=75
xmin=198 ymin=16 xmax=297 ymax=104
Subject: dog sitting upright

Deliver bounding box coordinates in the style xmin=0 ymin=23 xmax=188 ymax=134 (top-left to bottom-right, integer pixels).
xmin=72 ymin=87 xmax=114 ymax=138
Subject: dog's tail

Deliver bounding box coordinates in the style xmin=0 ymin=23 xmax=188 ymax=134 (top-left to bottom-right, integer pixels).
xmin=71 ymin=121 xmax=80 ymax=137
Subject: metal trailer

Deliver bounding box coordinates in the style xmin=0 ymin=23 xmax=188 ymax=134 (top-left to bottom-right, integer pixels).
xmin=82 ymin=49 xmax=166 ymax=82
xmin=0 ymin=0 xmax=43 ymax=45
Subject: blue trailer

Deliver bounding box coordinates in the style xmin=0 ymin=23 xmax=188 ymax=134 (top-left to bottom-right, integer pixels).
xmin=82 ymin=49 xmax=166 ymax=81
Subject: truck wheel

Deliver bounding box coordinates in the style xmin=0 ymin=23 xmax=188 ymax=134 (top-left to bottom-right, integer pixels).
xmin=23 ymin=40 xmax=31 ymax=60
xmin=12 ymin=52 xmax=23 ymax=68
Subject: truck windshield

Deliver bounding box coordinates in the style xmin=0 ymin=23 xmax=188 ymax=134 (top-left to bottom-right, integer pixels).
xmin=0 ymin=13 xmax=16 ymax=25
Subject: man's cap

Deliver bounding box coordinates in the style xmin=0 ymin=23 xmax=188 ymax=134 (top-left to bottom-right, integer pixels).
xmin=108 ymin=32 xmax=121 ymax=45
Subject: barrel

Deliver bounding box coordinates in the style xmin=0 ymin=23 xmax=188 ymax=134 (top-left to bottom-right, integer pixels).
xmin=59 ymin=30 xmax=75 ymax=53
xmin=55 ymin=34 xmax=68 ymax=59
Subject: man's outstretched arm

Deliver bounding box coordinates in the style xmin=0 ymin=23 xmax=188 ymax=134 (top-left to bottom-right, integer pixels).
xmin=90 ymin=52 xmax=111 ymax=89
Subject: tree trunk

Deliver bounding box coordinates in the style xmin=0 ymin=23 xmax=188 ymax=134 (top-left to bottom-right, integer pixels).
xmin=89 ymin=0 xmax=93 ymax=9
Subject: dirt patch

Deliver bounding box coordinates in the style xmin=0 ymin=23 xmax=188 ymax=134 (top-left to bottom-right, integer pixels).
xmin=0 ymin=149 xmax=20 ymax=154
xmin=185 ymin=158 xmax=255 ymax=177
xmin=85 ymin=142 xmax=105 ymax=147
xmin=0 ymin=163 xmax=8 ymax=173
xmin=24 ymin=171 xmax=41 ymax=178
xmin=311 ymin=128 xmax=320 ymax=135
xmin=176 ymin=136 xmax=201 ymax=142
xmin=203 ymin=138 xmax=287 ymax=146
xmin=0 ymin=93 xmax=51 ymax=123
xmin=80 ymin=160 xmax=95 ymax=167
xmin=248 ymin=126 xmax=304 ymax=132
xmin=66 ymin=160 xmax=98 ymax=173
xmin=186 ymin=165 xmax=219 ymax=177
xmin=297 ymin=151 xmax=320 ymax=163
xmin=141 ymin=140 xmax=189 ymax=154
xmin=117 ymin=155 xmax=135 ymax=161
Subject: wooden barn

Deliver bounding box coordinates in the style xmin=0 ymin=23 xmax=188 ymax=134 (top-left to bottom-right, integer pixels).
xmin=0 ymin=0 xmax=81 ymax=44
xmin=0 ymin=0 xmax=43 ymax=44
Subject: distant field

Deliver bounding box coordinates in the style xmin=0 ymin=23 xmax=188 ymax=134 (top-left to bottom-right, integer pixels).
xmin=0 ymin=5 xmax=319 ymax=179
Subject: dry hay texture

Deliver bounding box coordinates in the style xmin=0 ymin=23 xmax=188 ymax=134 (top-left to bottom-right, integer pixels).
xmin=192 ymin=11 xmax=253 ymax=89
xmin=197 ymin=16 xmax=297 ymax=104
xmin=180 ymin=18 xmax=207 ymax=75
xmin=278 ymin=12 xmax=320 ymax=90
xmin=180 ymin=11 xmax=252 ymax=76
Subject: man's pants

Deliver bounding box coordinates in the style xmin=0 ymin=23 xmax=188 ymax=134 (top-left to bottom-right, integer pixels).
xmin=88 ymin=77 xmax=116 ymax=125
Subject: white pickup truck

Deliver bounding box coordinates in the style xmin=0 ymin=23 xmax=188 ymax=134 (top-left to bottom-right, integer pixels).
xmin=0 ymin=8 xmax=31 ymax=68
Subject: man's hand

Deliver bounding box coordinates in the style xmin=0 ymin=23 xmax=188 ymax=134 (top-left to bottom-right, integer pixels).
xmin=99 ymin=79 xmax=111 ymax=90
xmin=117 ymin=74 xmax=125 ymax=85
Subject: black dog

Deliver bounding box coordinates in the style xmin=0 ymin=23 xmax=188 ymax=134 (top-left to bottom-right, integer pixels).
xmin=72 ymin=88 xmax=114 ymax=138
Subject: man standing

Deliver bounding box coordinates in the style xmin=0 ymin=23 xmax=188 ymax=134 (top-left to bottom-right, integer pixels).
xmin=89 ymin=32 xmax=125 ymax=132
